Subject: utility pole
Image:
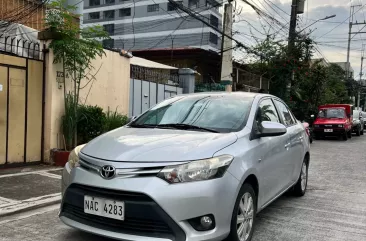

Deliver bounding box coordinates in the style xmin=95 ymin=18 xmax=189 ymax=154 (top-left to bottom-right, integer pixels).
xmin=346 ymin=5 xmax=361 ymax=80
xmin=358 ymin=44 xmax=365 ymax=109
xmin=288 ymin=0 xmax=298 ymax=54
xmin=220 ymin=1 xmax=233 ymax=92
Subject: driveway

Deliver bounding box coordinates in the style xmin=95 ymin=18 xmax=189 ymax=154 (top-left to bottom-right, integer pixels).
xmin=0 ymin=136 xmax=365 ymax=241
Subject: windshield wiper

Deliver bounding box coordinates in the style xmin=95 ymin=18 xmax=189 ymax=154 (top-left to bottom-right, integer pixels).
xmin=128 ymin=123 xmax=157 ymax=128
xmin=155 ymin=124 xmax=219 ymax=133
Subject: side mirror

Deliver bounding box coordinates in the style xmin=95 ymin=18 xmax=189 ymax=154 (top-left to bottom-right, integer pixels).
xmin=258 ymin=121 xmax=287 ymax=137
xmin=127 ymin=116 xmax=137 ymax=123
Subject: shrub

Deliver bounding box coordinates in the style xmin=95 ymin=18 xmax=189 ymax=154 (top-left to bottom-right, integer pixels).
xmin=77 ymin=105 xmax=106 ymax=145
xmin=104 ymin=107 xmax=129 ymax=132
xmin=61 ymin=93 xmax=77 ymax=151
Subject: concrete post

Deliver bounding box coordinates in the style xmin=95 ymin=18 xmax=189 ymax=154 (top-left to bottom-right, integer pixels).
xmin=178 ymin=68 xmax=195 ymax=94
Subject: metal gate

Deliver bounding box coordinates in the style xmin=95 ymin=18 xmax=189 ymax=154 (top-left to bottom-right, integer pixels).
xmin=129 ymin=79 xmax=183 ymax=117
xmin=0 ymin=53 xmax=44 ymax=165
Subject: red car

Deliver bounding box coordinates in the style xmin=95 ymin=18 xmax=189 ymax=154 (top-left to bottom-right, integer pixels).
xmin=313 ymin=104 xmax=353 ymax=140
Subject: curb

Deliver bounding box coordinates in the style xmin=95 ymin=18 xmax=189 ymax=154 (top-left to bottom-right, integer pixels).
xmin=0 ymin=196 xmax=61 ymax=219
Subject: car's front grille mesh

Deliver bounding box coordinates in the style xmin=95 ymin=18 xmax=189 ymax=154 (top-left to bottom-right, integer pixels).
xmin=61 ymin=184 xmax=179 ymax=239
xmin=63 ymin=204 xmax=172 ymax=234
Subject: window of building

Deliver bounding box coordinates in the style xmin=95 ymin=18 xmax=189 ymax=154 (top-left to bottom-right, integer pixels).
xmin=105 ymin=0 xmax=115 ymax=4
xmin=274 ymin=100 xmax=296 ymax=126
xmin=209 ymin=32 xmax=218 ymax=45
xmin=119 ymin=8 xmax=131 ymax=17
xmin=88 ymin=12 xmax=100 ymax=20
xmin=103 ymin=39 xmax=114 ymax=48
xmin=210 ymin=15 xmax=218 ymax=28
xmin=147 ymin=4 xmax=159 ymax=12
xmin=90 ymin=0 xmax=100 ymax=6
xmin=104 ymin=10 xmax=115 ymax=19
xmin=188 ymin=0 xmax=199 ymax=8
xmin=167 ymin=1 xmax=183 ymax=11
xmin=103 ymin=24 xmax=114 ymax=35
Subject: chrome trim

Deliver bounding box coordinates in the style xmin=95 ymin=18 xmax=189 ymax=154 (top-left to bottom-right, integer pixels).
xmin=79 ymin=159 xmax=163 ymax=178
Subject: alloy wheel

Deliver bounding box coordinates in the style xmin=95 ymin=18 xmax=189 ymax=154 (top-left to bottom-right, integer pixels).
xmin=237 ymin=192 xmax=254 ymax=241
xmin=301 ymin=162 xmax=308 ymax=191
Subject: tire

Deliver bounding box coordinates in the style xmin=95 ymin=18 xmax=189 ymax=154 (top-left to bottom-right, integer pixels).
xmin=356 ymin=126 xmax=361 ymax=136
xmin=225 ymin=184 xmax=257 ymax=241
xmin=348 ymin=131 xmax=352 ymax=139
xmin=342 ymin=132 xmax=348 ymax=141
xmin=292 ymin=158 xmax=308 ymax=197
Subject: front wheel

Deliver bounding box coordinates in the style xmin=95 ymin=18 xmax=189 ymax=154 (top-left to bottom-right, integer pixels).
xmin=225 ymin=184 xmax=257 ymax=241
xmin=292 ymin=159 xmax=308 ymax=197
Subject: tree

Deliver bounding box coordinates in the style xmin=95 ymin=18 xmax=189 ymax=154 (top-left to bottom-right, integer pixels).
xmin=45 ymin=0 xmax=109 ymax=150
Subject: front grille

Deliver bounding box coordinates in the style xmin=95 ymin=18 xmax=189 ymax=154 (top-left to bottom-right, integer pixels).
xmin=61 ymin=184 xmax=186 ymax=241
xmin=63 ymin=204 xmax=172 ymax=234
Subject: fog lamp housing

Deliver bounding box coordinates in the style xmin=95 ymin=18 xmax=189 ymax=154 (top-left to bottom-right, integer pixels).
xmin=188 ymin=214 xmax=215 ymax=231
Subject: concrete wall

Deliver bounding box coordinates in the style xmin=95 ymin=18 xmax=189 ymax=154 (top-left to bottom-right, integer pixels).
xmin=43 ymin=44 xmax=130 ymax=160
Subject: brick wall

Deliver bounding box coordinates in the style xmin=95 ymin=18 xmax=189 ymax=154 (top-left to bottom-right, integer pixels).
xmin=0 ymin=0 xmax=47 ymax=31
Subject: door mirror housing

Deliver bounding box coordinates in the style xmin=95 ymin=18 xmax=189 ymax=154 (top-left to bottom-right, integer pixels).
xmin=258 ymin=121 xmax=287 ymax=138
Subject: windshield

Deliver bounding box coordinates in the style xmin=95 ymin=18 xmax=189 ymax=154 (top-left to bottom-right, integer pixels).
xmin=318 ymin=108 xmax=345 ymax=119
xmin=130 ymin=95 xmax=253 ymax=133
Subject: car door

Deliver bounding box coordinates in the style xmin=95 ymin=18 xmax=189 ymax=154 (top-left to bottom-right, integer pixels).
xmin=254 ymin=98 xmax=292 ymax=206
xmin=273 ymin=99 xmax=304 ymax=184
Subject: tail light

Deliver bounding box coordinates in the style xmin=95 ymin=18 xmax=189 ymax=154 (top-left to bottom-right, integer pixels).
xmin=305 ymin=127 xmax=310 ymax=136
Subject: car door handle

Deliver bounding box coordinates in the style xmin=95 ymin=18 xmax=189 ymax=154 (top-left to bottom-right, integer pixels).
xmin=284 ymin=143 xmax=290 ymax=148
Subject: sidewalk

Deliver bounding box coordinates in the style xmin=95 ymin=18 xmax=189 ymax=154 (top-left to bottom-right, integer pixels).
xmin=0 ymin=165 xmax=63 ymax=218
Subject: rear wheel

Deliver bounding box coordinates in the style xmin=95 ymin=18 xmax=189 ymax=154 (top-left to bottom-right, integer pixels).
xmin=226 ymin=184 xmax=257 ymax=241
xmin=292 ymin=158 xmax=309 ymax=197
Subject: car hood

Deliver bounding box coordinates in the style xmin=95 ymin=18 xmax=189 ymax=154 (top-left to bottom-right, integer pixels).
xmin=81 ymin=127 xmax=238 ymax=162
xmin=314 ymin=118 xmax=347 ymax=124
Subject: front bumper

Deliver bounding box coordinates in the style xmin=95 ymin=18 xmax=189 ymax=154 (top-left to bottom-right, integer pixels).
xmin=313 ymin=128 xmax=346 ymax=136
xmin=60 ymin=163 xmax=239 ymax=241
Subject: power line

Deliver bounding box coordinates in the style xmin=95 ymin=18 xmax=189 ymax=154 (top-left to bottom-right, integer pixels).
xmin=317 ymin=3 xmax=366 ymax=39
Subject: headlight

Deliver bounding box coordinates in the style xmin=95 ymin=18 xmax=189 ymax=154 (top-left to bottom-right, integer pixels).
xmin=314 ymin=125 xmax=319 ymax=128
xmin=157 ymin=155 xmax=233 ymax=184
xmin=338 ymin=124 xmax=343 ymax=128
xmin=68 ymin=144 xmax=86 ymax=169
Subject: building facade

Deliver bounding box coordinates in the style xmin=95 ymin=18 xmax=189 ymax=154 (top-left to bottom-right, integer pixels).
xmin=82 ymin=0 xmax=222 ymax=52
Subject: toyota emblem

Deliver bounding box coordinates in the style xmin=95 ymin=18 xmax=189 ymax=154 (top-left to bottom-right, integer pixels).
xmin=100 ymin=165 xmax=116 ymax=179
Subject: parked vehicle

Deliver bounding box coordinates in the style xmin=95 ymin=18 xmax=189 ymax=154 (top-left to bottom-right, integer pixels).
xmin=313 ymin=104 xmax=353 ymax=140
xmin=352 ymin=110 xmax=364 ymax=136
xmin=363 ymin=111 xmax=366 ymax=129
xmin=59 ymin=92 xmax=310 ymax=241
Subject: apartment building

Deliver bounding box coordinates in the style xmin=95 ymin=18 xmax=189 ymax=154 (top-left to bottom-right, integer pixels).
xmin=82 ymin=0 xmax=223 ymax=52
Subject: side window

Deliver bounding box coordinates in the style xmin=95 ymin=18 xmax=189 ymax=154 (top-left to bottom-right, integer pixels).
xmin=256 ymin=99 xmax=280 ymax=124
xmin=274 ymin=100 xmax=295 ymax=126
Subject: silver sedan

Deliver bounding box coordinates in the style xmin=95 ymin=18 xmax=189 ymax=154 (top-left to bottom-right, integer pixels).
xmin=59 ymin=92 xmax=310 ymax=241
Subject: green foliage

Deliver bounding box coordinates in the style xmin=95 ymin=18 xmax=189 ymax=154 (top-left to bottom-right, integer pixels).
xmin=77 ymin=105 xmax=106 ymax=145
xmin=104 ymin=107 xmax=129 ymax=132
xmin=248 ymin=35 xmax=352 ymax=121
xmin=45 ymin=0 xmax=110 ymax=149
xmin=61 ymin=93 xmax=77 ymax=151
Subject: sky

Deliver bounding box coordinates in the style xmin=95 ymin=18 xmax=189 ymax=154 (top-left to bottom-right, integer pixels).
xmin=233 ymin=0 xmax=366 ymax=78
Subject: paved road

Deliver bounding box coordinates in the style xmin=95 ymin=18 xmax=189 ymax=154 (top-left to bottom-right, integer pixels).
xmin=1 ymin=136 xmax=366 ymax=241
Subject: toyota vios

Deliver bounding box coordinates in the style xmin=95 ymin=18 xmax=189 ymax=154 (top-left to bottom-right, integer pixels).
xmin=59 ymin=92 xmax=310 ymax=241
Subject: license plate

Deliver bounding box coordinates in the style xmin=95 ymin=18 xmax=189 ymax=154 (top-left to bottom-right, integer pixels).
xmin=84 ymin=195 xmax=125 ymax=220
xmin=324 ymin=129 xmax=333 ymax=132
